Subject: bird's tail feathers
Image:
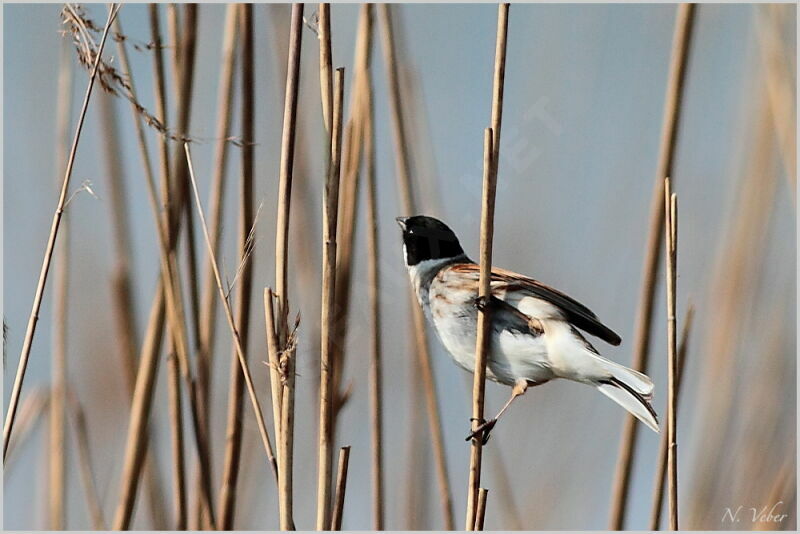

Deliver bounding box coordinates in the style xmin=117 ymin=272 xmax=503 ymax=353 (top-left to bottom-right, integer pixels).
xmin=590 ymin=353 xmax=654 ymax=398
xmin=596 ymin=378 xmax=659 ymax=433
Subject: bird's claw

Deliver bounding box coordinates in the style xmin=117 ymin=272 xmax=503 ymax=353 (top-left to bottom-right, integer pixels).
xmin=474 ymin=295 xmax=490 ymax=312
xmin=465 ymin=418 xmax=497 ymax=445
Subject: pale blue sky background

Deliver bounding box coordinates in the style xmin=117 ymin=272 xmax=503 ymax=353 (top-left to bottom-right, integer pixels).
xmin=3 ymin=3 xmax=796 ymax=530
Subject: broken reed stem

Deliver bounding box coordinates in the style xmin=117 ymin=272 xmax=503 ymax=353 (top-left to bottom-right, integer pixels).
xmin=217 ymin=5 xmax=255 ymax=529
xmin=665 ymin=179 xmax=679 ymax=530
xmin=377 ymin=5 xmax=454 ymax=528
xmin=317 ymin=67 xmax=346 ymax=532
xmin=200 ymin=10 xmax=239 ymax=507
xmin=3 ymin=4 xmax=119 ymax=460
xmin=275 ymin=3 xmax=304 ymax=324
xmin=66 ymin=391 xmax=106 ymax=530
xmin=466 ymin=128 xmax=496 ymax=531
xmin=184 ymin=143 xmax=279 ymax=481
xmin=330 ymin=446 xmax=352 ymax=531
xmin=166 ymin=349 xmax=187 ymax=529
xmin=607 ymin=4 xmax=694 ymax=529
xmin=113 ymin=284 xmax=167 ymax=529
xmin=48 ymin=38 xmax=72 ymax=531
xmin=319 ymin=3 xmax=333 ymax=136
xmin=362 ymin=16 xmax=385 ymax=527
xmin=650 ymin=304 xmax=694 ymax=530
xmin=475 ymin=488 xmax=489 ymax=531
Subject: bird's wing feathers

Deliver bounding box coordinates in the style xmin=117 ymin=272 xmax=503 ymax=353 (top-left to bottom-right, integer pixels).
xmin=448 ymin=263 xmax=622 ymax=346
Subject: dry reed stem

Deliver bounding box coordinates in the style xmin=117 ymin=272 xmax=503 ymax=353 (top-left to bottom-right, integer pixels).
xmin=279 ymin=336 xmax=298 ymax=531
xmin=4 ymin=387 xmax=48 ymax=467
xmin=607 ymin=4 xmax=695 ymax=528
xmin=48 ymin=38 xmax=72 ymax=531
xmin=264 ymin=289 xmax=283 ymax=464
xmin=166 ymin=348 xmax=187 ymax=529
xmin=330 ymin=445 xmax=352 ymax=530
xmin=113 ymin=284 xmax=166 ymax=529
xmin=377 ymin=5 xmax=454 ymax=527
xmin=475 ymin=488 xmax=489 ymax=531
xmin=66 ymin=390 xmax=106 ymax=530
xmin=466 ymin=128 xmax=496 ymax=530
xmin=274 ymin=3 xmax=304 ymax=325
xmin=199 ymin=6 xmax=239 ymax=483
xmin=3 ymin=3 xmax=119 ymax=460
xmin=362 ymin=12 xmax=384 ymax=526
xmin=664 ymin=180 xmax=679 ymax=530
xmin=319 ymin=3 xmax=333 ymax=136
xmin=317 ymin=67 xmax=346 ymax=532
xmin=184 ymin=142 xmax=279 ymax=480
xmin=650 ymin=304 xmax=694 ymax=530
xmin=217 ymin=5 xmax=256 ymax=529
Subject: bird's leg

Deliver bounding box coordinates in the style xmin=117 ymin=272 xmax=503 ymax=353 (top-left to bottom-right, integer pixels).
xmin=466 ymin=378 xmax=529 ymax=444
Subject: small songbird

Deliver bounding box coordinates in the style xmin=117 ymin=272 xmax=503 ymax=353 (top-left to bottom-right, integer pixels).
xmin=396 ymin=215 xmax=658 ymax=442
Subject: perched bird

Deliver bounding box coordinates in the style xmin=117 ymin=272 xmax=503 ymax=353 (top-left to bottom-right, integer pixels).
xmin=396 ymin=215 xmax=658 ymax=442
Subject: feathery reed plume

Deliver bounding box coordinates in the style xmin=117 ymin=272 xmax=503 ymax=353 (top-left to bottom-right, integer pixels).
xmin=466 ymin=128 xmax=497 ymax=531
xmin=184 ymin=142 xmax=278 ymax=479
xmin=475 ymin=488 xmax=489 ymax=531
xmin=608 ymin=4 xmax=695 ymax=528
xmin=650 ymin=304 xmax=694 ymax=530
xmin=3 ymin=3 xmax=119 ymax=460
xmin=664 ymin=179 xmax=679 ymax=530
xmin=66 ymin=390 xmax=106 ymax=530
xmin=48 ymin=37 xmax=73 ymax=531
xmin=318 ymin=67 xmax=346 ymax=531
xmin=361 ymin=7 xmax=384 ymax=526
xmin=330 ymin=445 xmax=352 ymax=530
xmin=218 ymin=5 xmax=256 ymax=529
xmin=377 ymin=5 xmax=454 ymax=527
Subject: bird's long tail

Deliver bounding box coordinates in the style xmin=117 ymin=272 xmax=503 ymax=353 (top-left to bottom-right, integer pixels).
xmin=591 ymin=355 xmax=659 ymax=432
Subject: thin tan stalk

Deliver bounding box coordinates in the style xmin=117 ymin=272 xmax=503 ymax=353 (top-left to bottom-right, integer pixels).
xmin=475 ymin=488 xmax=489 ymax=531
xmin=218 ymin=5 xmax=256 ymax=529
xmin=184 ymin=143 xmax=278 ymax=480
xmin=199 ymin=5 xmax=239 ymax=480
xmin=330 ymin=445 xmax=352 ymax=531
xmin=377 ymin=5 xmax=454 ymax=527
xmin=166 ymin=348 xmax=187 ymax=529
xmin=3 ymin=4 xmax=119 ymax=459
xmin=608 ymin=4 xmax=695 ymax=528
xmin=362 ymin=18 xmax=384 ymax=527
xmin=319 ymin=3 xmax=333 ymax=135
xmin=48 ymin=38 xmax=72 ymax=531
xmin=66 ymin=390 xmax=106 ymax=530
xmin=264 ymin=289 xmax=283 ymax=464
xmin=317 ymin=67 xmax=346 ymax=531
xmin=664 ymin=180 xmax=679 ymax=530
xmin=279 ymin=335 xmax=298 ymax=531
xmin=4 ymin=387 xmax=49 ymax=468
xmin=274 ymin=3 xmax=304 ymax=325
xmin=113 ymin=284 xmax=167 ymax=529
xmin=466 ymin=128 xmax=496 ymax=531
xmin=649 ymin=304 xmax=694 ymax=530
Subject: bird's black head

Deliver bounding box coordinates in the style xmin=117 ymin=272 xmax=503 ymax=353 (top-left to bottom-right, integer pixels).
xmin=396 ymin=215 xmax=464 ymax=266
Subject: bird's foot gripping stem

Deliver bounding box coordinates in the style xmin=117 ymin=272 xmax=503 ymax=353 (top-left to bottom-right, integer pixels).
xmin=466 ymin=417 xmax=497 ymax=445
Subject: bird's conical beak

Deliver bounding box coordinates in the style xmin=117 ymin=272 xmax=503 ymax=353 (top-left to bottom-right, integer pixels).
xmin=395 ymin=216 xmax=408 ymax=230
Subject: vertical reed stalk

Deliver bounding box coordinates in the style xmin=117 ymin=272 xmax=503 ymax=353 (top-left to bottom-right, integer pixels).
xmin=466 ymin=128 xmax=496 ymax=531
xmin=317 ymin=67 xmax=346 ymax=531
xmin=218 ymin=5 xmax=256 ymax=528
xmin=264 ymin=289 xmax=283 ymax=467
xmin=607 ymin=5 xmax=694 ymax=528
xmin=3 ymin=4 xmax=119 ymax=459
xmin=664 ymin=180 xmax=679 ymax=530
xmin=377 ymin=5 xmax=454 ymax=527
xmin=184 ymin=142 xmax=278 ymax=479
xmin=279 ymin=335 xmax=298 ymax=531
xmin=475 ymin=488 xmax=489 ymax=531
xmin=362 ymin=11 xmax=384 ymax=526
xmin=650 ymin=305 xmax=694 ymax=530
xmin=166 ymin=348 xmax=187 ymax=529
xmin=66 ymin=391 xmax=106 ymax=530
xmin=48 ymin=38 xmax=72 ymax=531
xmin=319 ymin=4 xmax=333 ymax=136
xmin=330 ymin=445 xmax=352 ymax=530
